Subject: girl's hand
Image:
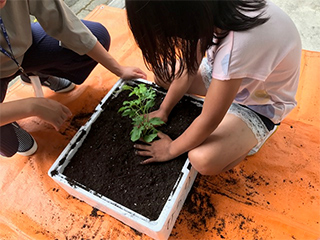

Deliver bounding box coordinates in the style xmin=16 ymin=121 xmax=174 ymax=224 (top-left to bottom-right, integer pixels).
xmin=148 ymin=109 xmax=168 ymax=124
xmin=30 ymin=98 xmax=72 ymax=131
xmin=134 ymin=132 xmax=175 ymax=164
xmin=120 ymin=66 xmax=147 ymax=80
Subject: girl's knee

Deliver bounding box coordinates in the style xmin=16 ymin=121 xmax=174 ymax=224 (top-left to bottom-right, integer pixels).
xmin=188 ymin=149 xmax=223 ymax=176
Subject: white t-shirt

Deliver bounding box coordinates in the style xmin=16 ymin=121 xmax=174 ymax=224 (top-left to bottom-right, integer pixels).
xmin=206 ymin=0 xmax=301 ymax=124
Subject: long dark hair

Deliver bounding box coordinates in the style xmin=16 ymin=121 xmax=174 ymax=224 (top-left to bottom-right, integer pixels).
xmin=126 ymin=0 xmax=269 ymax=83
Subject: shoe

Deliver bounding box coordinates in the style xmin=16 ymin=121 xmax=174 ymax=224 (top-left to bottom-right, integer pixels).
xmin=20 ymin=72 xmax=75 ymax=93
xmin=247 ymin=125 xmax=278 ymax=156
xmin=12 ymin=122 xmax=38 ymax=156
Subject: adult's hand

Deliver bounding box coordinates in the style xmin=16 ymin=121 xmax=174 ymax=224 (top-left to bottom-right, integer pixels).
xmin=86 ymin=41 xmax=147 ymax=80
xmin=119 ymin=66 xmax=147 ymax=80
xmin=0 ymin=97 xmax=72 ymax=131
xmin=31 ymin=98 xmax=72 ymax=131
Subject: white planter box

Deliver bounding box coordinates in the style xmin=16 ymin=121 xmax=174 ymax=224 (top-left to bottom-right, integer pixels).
xmin=48 ymin=79 xmax=201 ymax=240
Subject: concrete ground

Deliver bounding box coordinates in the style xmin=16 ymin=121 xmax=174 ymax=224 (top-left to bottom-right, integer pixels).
xmin=65 ymin=0 xmax=320 ymax=52
xmin=272 ymin=0 xmax=320 ymax=52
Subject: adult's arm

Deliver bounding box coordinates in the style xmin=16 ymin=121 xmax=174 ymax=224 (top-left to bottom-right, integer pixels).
xmin=149 ymin=70 xmax=194 ymax=122
xmin=29 ymin=0 xmax=147 ymax=79
xmin=0 ymin=98 xmax=72 ymax=131
xmin=86 ymin=41 xmax=147 ymax=79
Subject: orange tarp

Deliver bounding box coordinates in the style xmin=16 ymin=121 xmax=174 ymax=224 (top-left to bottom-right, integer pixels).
xmin=0 ymin=5 xmax=319 ymax=240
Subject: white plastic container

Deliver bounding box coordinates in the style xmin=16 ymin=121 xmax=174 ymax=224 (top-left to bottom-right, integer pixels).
xmin=48 ymin=79 xmax=201 ymax=240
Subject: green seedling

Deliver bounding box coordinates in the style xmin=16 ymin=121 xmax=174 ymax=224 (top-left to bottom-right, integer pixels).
xmin=118 ymin=83 xmax=165 ymax=142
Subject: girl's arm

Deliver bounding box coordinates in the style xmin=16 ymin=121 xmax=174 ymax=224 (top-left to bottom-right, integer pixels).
xmin=0 ymin=98 xmax=72 ymax=131
xmin=86 ymin=41 xmax=147 ymax=80
xmin=135 ymin=78 xmax=242 ymax=163
xmin=169 ymin=78 xmax=242 ymax=157
xmin=151 ymin=42 xmax=204 ymax=122
xmin=149 ymin=71 xmax=194 ymax=122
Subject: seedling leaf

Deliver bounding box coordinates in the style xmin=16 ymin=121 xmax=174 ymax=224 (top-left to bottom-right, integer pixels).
xmin=149 ymin=117 xmax=165 ymax=126
xmin=143 ymin=133 xmax=158 ymax=143
xmin=121 ymin=85 xmax=132 ymax=91
xmin=131 ymin=126 xmax=142 ymax=142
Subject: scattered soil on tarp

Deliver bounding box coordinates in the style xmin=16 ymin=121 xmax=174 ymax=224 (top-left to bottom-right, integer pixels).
xmin=63 ymin=81 xmax=203 ymax=220
xmin=184 ymin=180 xmax=217 ymax=231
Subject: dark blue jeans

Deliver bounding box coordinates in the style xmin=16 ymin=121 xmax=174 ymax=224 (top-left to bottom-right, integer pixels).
xmin=0 ymin=20 xmax=111 ymax=157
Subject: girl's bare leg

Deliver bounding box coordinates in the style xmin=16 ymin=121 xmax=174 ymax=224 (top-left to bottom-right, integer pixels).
xmin=154 ymin=67 xmax=254 ymax=176
xmin=188 ymin=113 xmax=258 ymax=176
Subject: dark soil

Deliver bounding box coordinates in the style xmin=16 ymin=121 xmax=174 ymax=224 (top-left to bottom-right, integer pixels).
xmin=63 ymin=81 xmax=203 ymax=220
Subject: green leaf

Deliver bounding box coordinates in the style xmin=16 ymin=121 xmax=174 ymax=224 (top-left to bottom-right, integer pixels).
xmin=145 ymin=90 xmax=155 ymax=99
xmin=143 ymin=133 xmax=158 ymax=143
xmin=129 ymin=91 xmax=136 ymax=97
xmin=132 ymin=115 xmax=145 ymax=125
xmin=122 ymin=109 xmax=134 ymax=117
xmin=118 ymin=106 xmax=127 ymax=112
xmin=123 ymin=100 xmax=131 ymax=105
xmin=149 ymin=117 xmax=165 ymax=126
xmin=139 ymin=84 xmax=147 ymax=93
xmin=121 ymin=85 xmax=132 ymax=91
xmin=131 ymin=127 xmax=142 ymax=142
xmin=132 ymin=99 xmax=141 ymax=106
xmin=145 ymin=99 xmax=155 ymax=110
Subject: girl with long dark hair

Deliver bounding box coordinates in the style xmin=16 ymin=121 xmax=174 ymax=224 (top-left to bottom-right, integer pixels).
xmin=127 ymin=0 xmax=301 ymax=175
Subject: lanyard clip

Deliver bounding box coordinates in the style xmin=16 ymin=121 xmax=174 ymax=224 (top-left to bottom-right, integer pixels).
xmin=18 ymin=66 xmax=29 ymax=79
